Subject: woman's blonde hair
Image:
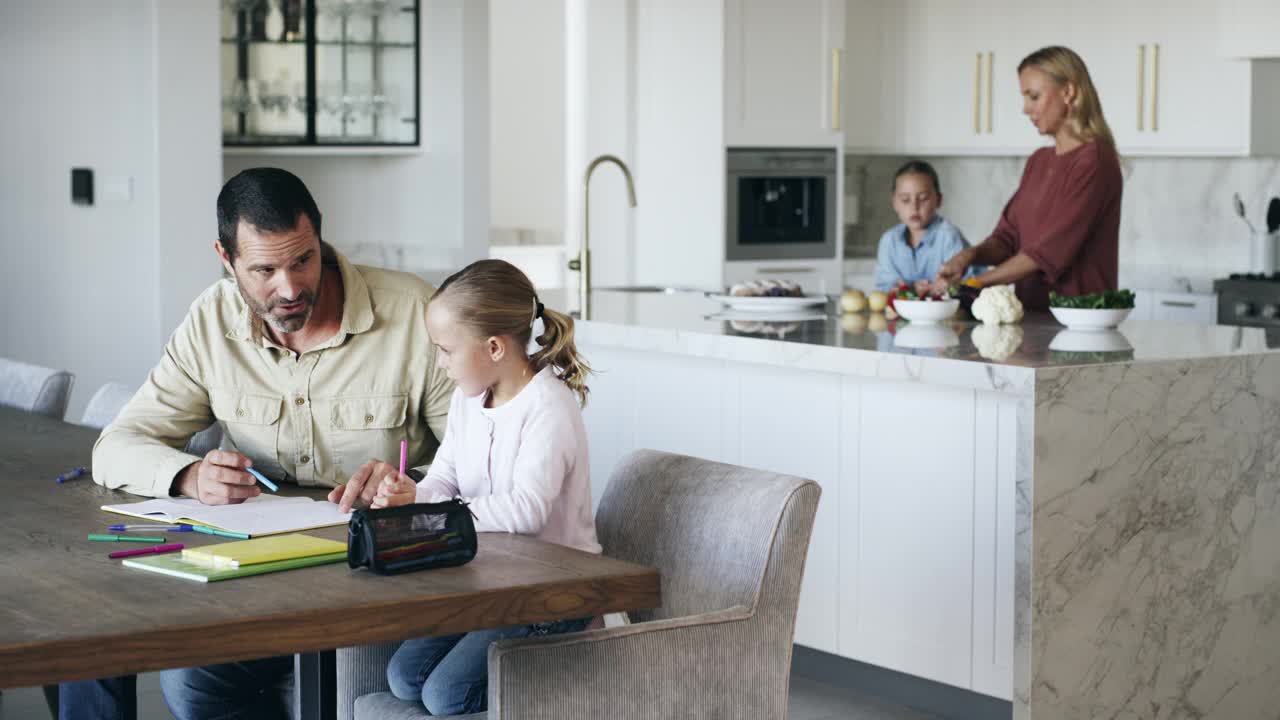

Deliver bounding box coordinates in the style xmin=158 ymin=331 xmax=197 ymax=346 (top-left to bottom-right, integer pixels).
xmin=433 ymin=259 xmax=592 ymax=406
xmin=1019 ymin=46 xmax=1118 ymax=159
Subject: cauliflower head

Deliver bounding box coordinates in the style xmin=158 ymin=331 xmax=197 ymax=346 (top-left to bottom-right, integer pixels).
xmin=971 ymin=285 xmax=1024 ymax=325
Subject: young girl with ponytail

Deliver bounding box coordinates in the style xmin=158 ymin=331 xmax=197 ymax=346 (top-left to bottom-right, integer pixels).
xmin=372 ymin=258 xmax=600 ymax=716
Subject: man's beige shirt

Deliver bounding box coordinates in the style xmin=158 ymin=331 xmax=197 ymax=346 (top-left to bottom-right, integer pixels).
xmin=93 ymin=246 xmax=455 ymax=498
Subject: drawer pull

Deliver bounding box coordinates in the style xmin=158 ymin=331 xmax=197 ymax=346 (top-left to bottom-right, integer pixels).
xmin=1161 ymin=300 xmax=1196 ymax=309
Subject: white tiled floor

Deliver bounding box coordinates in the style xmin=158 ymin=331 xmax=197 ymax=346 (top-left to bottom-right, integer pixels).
xmin=0 ymin=671 xmax=936 ymax=720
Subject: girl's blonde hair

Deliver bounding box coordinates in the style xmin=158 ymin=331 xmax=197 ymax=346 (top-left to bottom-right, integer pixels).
xmin=433 ymin=259 xmax=592 ymax=406
xmin=1018 ymin=46 xmax=1118 ymax=160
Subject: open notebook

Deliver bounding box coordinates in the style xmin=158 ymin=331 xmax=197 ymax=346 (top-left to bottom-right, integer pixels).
xmin=101 ymin=494 xmax=352 ymax=537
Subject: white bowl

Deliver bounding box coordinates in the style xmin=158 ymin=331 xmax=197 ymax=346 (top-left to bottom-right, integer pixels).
xmin=892 ymin=298 xmax=959 ymax=325
xmin=1048 ymin=306 xmax=1132 ymax=331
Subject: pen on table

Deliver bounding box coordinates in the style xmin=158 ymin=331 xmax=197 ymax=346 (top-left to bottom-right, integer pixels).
xmin=56 ymin=466 xmax=88 ymax=483
xmin=88 ymin=534 xmax=165 ymax=543
xmin=245 ymin=466 xmax=278 ymax=492
xmin=399 ymin=438 xmax=407 ymax=476
xmin=192 ymin=525 xmax=251 ymax=540
xmin=109 ymin=543 xmax=183 ymax=560
xmin=108 ymin=524 xmax=194 ymax=532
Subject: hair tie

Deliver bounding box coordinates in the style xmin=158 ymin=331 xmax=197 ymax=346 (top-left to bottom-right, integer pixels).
xmin=536 ymin=301 xmax=545 ymax=319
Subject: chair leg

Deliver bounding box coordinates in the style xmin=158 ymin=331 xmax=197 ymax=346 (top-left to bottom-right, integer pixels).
xmin=42 ymin=684 xmax=60 ymax=719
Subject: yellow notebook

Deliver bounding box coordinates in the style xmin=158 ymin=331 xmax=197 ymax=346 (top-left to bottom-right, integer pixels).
xmin=182 ymin=533 xmax=347 ymax=568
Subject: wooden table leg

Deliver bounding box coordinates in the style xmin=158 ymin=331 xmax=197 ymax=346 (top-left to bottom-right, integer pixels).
xmin=294 ymin=650 xmax=336 ymax=720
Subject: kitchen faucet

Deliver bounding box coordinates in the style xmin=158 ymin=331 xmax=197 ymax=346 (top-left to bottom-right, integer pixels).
xmin=569 ymin=154 xmax=637 ymax=320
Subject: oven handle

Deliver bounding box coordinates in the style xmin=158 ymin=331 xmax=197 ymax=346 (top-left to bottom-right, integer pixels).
xmin=755 ymin=267 xmax=819 ymax=275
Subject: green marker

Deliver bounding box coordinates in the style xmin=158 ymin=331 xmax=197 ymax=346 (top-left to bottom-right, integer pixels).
xmin=88 ymin=534 xmax=165 ymax=543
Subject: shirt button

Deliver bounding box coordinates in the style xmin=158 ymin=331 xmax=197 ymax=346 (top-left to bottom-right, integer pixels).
xmin=364 ymin=414 xmax=374 ymax=424
xmin=295 ymin=397 xmax=305 ymax=406
xmin=300 ymin=455 xmax=311 ymax=464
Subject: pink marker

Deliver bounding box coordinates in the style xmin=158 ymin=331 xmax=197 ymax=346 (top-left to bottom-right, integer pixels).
xmin=110 ymin=543 xmax=184 ymax=560
xmin=399 ymin=438 xmax=407 ymax=477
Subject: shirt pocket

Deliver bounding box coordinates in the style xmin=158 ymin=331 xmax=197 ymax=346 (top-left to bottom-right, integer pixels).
xmin=329 ymin=394 xmax=409 ymax=475
xmin=209 ymin=389 xmax=284 ymax=475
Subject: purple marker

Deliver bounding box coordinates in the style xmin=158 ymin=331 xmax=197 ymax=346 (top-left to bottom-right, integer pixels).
xmin=108 ymin=524 xmax=194 ymax=532
xmin=56 ymin=467 xmax=87 ymax=484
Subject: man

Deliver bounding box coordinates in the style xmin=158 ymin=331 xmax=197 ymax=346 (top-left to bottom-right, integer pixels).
xmin=62 ymin=167 xmax=455 ymax=720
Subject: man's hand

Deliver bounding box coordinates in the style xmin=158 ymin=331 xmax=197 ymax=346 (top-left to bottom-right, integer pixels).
xmin=329 ymin=459 xmax=403 ymax=512
xmin=371 ymin=472 xmax=416 ymax=509
xmin=936 ymin=246 xmax=977 ymax=287
xmin=173 ymin=450 xmax=261 ymax=505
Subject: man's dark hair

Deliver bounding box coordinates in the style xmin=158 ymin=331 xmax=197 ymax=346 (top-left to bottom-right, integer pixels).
xmin=891 ymin=160 xmax=942 ymax=195
xmin=217 ymin=167 xmax=322 ymax=263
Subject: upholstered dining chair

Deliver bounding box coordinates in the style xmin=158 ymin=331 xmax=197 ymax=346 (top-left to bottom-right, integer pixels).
xmin=80 ymin=381 xmax=224 ymax=456
xmin=343 ymin=449 xmax=821 ymax=720
xmin=0 ymin=357 xmax=74 ymax=420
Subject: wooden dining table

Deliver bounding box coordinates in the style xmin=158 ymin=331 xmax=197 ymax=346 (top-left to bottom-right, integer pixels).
xmin=0 ymin=406 xmax=661 ymax=719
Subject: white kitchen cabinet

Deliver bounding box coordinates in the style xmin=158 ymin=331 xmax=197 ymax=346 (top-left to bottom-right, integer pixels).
xmin=1218 ymin=0 xmax=1280 ymax=59
xmin=1148 ymin=291 xmax=1218 ymax=325
xmin=724 ymin=0 xmax=844 ymax=147
xmin=843 ymin=0 xmax=1280 ymax=156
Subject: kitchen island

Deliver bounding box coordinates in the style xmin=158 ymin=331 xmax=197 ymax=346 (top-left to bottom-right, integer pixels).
xmin=555 ymin=289 xmax=1280 ymax=720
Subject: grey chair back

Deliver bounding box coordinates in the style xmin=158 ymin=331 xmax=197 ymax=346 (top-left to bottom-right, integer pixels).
xmin=80 ymin=382 xmax=136 ymax=429
xmin=595 ymin=449 xmax=820 ymax=623
xmin=0 ymin=357 xmax=74 ymax=420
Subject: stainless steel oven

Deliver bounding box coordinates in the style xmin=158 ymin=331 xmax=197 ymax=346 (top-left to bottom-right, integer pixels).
xmin=726 ymin=148 xmax=837 ymax=261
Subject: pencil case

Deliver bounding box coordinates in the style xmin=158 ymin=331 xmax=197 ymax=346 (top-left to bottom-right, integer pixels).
xmin=347 ymin=499 xmax=478 ymax=575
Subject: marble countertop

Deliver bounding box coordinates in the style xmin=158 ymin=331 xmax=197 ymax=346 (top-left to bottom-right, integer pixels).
xmin=547 ymin=290 xmax=1278 ymax=384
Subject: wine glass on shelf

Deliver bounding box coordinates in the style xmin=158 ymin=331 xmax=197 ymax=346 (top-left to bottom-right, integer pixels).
xmin=223 ymin=78 xmax=255 ymax=116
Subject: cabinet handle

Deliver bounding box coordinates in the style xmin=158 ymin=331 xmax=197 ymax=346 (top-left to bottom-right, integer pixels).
xmin=1161 ymin=300 xmax=1196 ymax=308
xmin=831 ymin=48 xmax=842 ymax=131
xmin=985 ymin=51 xmax=994 ymax=134
xmin=974 ymin=52 xmax=982 ymax=134
xmin=1136 ymin=45 xmax=1146 ymax=132
xmin=1151 ymin=43 xmax=1160 ymax=133
xmin=757 ymin=267 xmax=818 ymax=274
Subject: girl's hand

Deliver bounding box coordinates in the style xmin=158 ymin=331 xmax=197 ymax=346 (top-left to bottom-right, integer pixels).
xmin=371 ymin=472 xmax=416 ymax=509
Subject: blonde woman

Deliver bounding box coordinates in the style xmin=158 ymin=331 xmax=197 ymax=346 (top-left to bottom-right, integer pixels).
xmin=343 ymin=258 xmax=600 ymax=716
xmin=936 ymin=46 xmax=1122 ymax=310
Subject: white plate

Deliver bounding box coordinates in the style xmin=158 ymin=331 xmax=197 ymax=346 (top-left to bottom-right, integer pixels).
xmin=893 ymin=298 xmax=959 ymax=325
xmin=708 ymin=294 xmax=829 ymax=312
xmin=1049 ymin=306 xmax=1132 ymax=330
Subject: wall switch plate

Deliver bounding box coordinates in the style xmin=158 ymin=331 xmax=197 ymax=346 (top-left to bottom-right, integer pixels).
xmin=102 ymin=175 xmax=133 ymax=203
xmin=71 ymin=168 xmax=93 ymax=206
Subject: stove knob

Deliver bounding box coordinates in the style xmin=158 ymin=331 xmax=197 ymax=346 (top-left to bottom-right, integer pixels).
xmin=1263 ymin=304 xmax=1279 ymax=320
xmin=1235 ymin=302 xmax=1255 ymax=318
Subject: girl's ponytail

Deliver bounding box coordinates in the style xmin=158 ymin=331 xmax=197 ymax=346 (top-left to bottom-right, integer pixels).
xmin=531 ymin=307 xmax=592 ymax=407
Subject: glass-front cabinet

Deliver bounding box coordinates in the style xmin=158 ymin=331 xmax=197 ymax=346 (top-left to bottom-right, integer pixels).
xmin=220 ymin=0 xmax=420 ymax=148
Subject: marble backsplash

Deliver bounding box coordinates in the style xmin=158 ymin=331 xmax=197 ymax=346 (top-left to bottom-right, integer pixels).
xmin=845 ymin=155 xmax=1280 ymax=291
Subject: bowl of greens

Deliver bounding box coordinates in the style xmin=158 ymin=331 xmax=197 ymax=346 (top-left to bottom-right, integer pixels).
xmin=1048 ymin=290 xmax=1135 ymax=330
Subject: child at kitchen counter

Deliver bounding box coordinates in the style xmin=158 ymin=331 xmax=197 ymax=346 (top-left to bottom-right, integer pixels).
xmin=873 ymin=160 xmax=972 ymax=293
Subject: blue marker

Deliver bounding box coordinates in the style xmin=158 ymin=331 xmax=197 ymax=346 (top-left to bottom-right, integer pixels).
xmin=245 ymin=466 xmax=278 ymax=492
xmin=56 ymin=466 xmax=88 ymax=484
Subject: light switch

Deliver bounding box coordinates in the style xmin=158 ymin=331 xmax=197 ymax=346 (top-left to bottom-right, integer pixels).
xmin=71 ymin=168 xmax=93 ymax=206
xmin=843 ymin=193 xmax=859 ymax=225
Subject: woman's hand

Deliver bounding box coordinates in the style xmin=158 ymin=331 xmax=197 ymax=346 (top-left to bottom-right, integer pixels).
xmin=936 ymin=247 xmax=976 ymax=287
xmin=371 ymin=472 xmax=417 ymax=509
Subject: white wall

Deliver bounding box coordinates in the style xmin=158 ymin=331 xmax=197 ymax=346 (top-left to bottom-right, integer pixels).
xmin=0 ymin=0 xmax=221 ymax=419
xmin=224 ymin=0 xmax=490 ymax=288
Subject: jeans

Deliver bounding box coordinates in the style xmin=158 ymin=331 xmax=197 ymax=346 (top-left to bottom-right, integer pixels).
xmin=159 ymin=655 xmax=293 ymax=720
xmin=386 ymin=618 xmax=590 ymax=715
xmin=59 ymin=676 xmax=136 ymax=720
